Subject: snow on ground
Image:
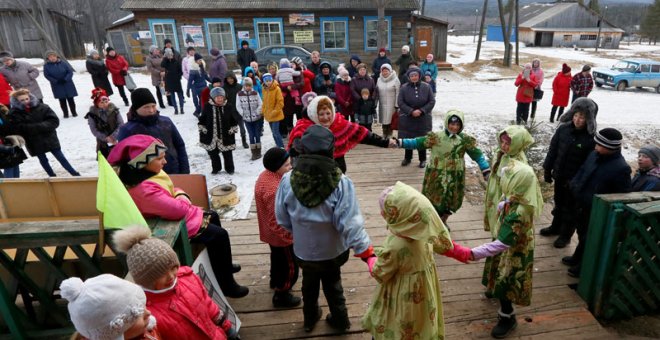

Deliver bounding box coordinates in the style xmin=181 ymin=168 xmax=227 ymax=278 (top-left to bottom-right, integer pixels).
xmin=12 ymin=39 xmax=659 ymax=219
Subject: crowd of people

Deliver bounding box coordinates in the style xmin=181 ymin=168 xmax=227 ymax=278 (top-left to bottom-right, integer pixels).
xmin=0 ymin=41 xmax=658 ymax=340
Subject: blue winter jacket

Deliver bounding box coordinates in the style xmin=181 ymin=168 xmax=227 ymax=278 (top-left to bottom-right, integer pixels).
xmin=117 ymin=111 xmax=190 ymax=174
xmin=187 ymin=69 xmax=210 ymax=93
xmin=420 ymin=61 xmax=438 ymax=81
xmin=43 ymin=59 xmax=78 ymax=99
xmin=243 ymin=67 xmax=262 ymax=97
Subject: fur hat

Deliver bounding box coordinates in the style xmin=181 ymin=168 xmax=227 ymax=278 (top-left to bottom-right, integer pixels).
xmin=406 ymin=67 xmax=421 ymax=78
xmin=91 ymin=87 xmax=109 ymax=107
xmin=301 ymin=125 xmax=335 ymax=158
xmin=560 ymin=97 xmax=598 ymax=135
xmin=0 ymin=51 xmax=13 ymax=63
xmin=148 ymin=45 xmax=159 ymax=54
xmin=210 ymin=87 xmax=226 ymax=99
xmin=107 ymin=134 xmax=167 ymax=169
xmin=60 ymin=274 xmax=146 ymax=340
xmin=306 ymin=95 xmax=335 ymax=126
xmin=562 ymin=63 xmax=571 ymax=74
xmin=130 ymin=88 xmax=157 ymax=112
xmin=301 ymin=92 xmax=317 ymax=109
xmin=594 ymin=128 xmax=623 ymax=150
xmin=263 ymin=147 xmax=289 ymax=172
xmin=639 ymin=144 xmax=660 ymax=165
xmin=163 ymin=48 xmax=173 ymax=57
xmin=401 ymin=45 xmax=410 ymax=53
xmin=112 ymin=226 xmax=180 ymax=288
xmin=45 ymin=50 xmax=58 ymax=59
xmin=210 ymin=48 xmax=220 ymax=56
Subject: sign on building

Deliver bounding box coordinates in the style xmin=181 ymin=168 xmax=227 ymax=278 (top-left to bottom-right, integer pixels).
xmin=181 ymin=25 xmax=205 ymax=47
xmin=290 ymin=14 xmax=314 ymax=26
xmin=293 ymin=31 xmax=314 ymax=43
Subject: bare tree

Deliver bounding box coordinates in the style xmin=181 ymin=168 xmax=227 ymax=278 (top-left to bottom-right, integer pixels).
xmin=375 ymin=0 xmax=388 ymax=50
xmin=475 ymin=0 xmax=489 ymax=61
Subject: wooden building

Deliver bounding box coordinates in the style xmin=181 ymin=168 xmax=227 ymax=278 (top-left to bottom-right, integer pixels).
xmin=0 ymin=0 xmax=84 ymax=59
xmin=487 ymin=1 xmax=624 ymax=49
xmin=114 ymin=0 xmax=448 ymax=67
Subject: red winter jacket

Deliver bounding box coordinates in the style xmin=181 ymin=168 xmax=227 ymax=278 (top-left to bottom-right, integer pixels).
xmin=514 ymin=73 xmax=538 ymax=103
xmin=551 ymin=72 xmax=572 ymax=107
xmin=334 ymin=79 xmax=354 ymax=117
xmin=0 ymin=73 xmax=11 ymax=106
xmin=200 ymin=87 xmax=211 ymax=111
xmin=145 ymin=267 xmax=231 ymax=340
xmin=105 ymin=54 xmax=129 ymax=86
xmin=301 ymin=69 xmax=315 ymax=94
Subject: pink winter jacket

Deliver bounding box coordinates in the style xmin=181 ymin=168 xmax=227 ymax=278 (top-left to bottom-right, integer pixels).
xmin=127 ymin=171 xmax=203 ymax=237
xmin=145 ymin=267 xmax=231 ymax=340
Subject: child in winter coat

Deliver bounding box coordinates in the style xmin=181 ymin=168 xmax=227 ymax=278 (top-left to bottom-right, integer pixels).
xmin=276 ymin=125 xmax=374 ymax=333
xmin=262 ymin=74 xmax=285 ymax=148
xmin=113 ymin=226 xmax=236 ymax=340
xmin=235 ymin=77 xmax=264 ymax=160
xmin=362 ymin=182 xmax=453 ymax=340
xmin=255 ymin=148 xmax=301 ymax=308
xmin=243 ymin=67 xmax=262 ymax=97
xmin=424 ymin=71 xmax=436 ymax=94
xmin=85 ymin=87 xmax=124 ymax=158
xmin=107 ymin=134 xmax=249 ymax=298
xmin=530 ymin=58 xmax=544 ymax=119
xmin=355 ymin=88 xmax=377 ymax=131
xmin=420 ymin=53 xmax=438 ymax=82
xmin=198 ymin=87 xmax=238 ymax=174
xmin=334 ymin=67 xmax=354 ymax=122
xmin=514 ymin=63 xmax=538 ymax=125
xmin=632 ymin=144 xmax=660 ymax=192
xmin=276 ymin=58 xmax=301 ymax=106
xmin=550 ymin=63 xmax=572 ymax=122
xmin=398 ymin=111 xmax=490 ymax=225
xmin=60 ymin=274 xmax=161 ymax=340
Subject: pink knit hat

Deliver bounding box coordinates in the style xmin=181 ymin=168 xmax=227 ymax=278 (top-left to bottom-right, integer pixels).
xmin=107 ymin=134 xmax=167 ymax=169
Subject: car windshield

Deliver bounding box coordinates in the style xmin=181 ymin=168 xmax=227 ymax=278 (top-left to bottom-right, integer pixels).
xmin=611 ymin=61 xmax=638 ymax=72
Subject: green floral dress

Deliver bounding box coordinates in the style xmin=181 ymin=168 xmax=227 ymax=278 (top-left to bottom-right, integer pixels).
xmin=481 ymin=128 xmax=543 ymax=306
xmin=362 ymin=182 xmax=453 ymax=340
xmin=400 ymin=110 xmax=489 ymax=215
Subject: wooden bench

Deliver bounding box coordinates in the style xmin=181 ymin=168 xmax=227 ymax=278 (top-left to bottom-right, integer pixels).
xmin=0 ymin=174 xmax=210 ymax=339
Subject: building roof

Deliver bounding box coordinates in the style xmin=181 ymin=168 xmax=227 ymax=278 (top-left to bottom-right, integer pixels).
xmin=122 ymin=0 xmax=419 ymax=11
xmin=412 ymin=14 xmax=448 ymax=26
xmin=531 ymin=27 xmax=624 ymax=33
xmin=519 ymin=2 xmax=620 ymax=30
xmin=107 ymin=13 xmax=135 ymax=29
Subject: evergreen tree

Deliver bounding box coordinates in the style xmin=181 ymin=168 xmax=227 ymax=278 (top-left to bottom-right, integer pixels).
xmin=588 ymin=0 xmax=600 ymax=14
xmin=640 ymin=0 xmax=660 ymax=44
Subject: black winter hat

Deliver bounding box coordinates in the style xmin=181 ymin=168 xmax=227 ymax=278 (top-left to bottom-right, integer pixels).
xmin=163 ymin=39 xmax=172 ymax=46
xmin=130 ymin=88 xmax=157 ymax=111
xmin=194 ymin=53 xmax=203 ymax=61
xmin=301 ymin=125 xmax=335 ymax=158
xmin=105 ymin=46 xmax=115 ymax=53
xmin=210 ymin=77 xmax=223 ymax=85
xmin=594 ymin=128 xmax=623 ymax=150
xmin=263 ymin=148 xmax=290 ymax=172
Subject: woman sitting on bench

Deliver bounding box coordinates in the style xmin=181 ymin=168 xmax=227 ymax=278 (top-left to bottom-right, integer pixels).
xmin=108 ymin=134 xmax=249 ymax=298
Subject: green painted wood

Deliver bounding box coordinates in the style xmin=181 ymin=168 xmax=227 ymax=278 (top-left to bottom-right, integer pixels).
xmin=68 ymin=245 xmax=102 ymax=277
xmin=0 ymin=277 xmax=28 ymax=340
xmin=0 ymin=220 xmax=99 ymax=249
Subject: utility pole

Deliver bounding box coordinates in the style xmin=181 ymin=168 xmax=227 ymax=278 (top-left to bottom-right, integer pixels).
xmin=87 ymin=0 xmax=102 ymax=50
xmin=515 ymin=0 xmax=519 ymax=65
xmin=475 ymin=0 xmax=488 ymax=61
xmin=595 ymin=5 xmax=608 ymax=52
xmin=473 ymin=8 xmax=479 ymax=43
xmin=504 ymin=0 xmax=514 ymax=66
xmin=375 ymin=0 xmax=387 ymax=50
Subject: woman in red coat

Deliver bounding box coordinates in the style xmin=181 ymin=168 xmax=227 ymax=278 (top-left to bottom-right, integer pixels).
xmin=104 ymin=47 xmax=131 ymax=106
xmin=514 ymin=63 xmax=538 ymax=125
xmin=0 ymin=73 xmax=11 ymax=106
xmin=550 ymin=63 xmax=572 ymax=123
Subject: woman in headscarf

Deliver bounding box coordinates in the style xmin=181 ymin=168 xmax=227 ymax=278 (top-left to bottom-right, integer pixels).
xmin=397 ymin=67 xmax=435 ymax=168
xmin=287 ymin=95 xmax=394 ymax=173
xmin=375 ymin=63 xmax=399 ymax=138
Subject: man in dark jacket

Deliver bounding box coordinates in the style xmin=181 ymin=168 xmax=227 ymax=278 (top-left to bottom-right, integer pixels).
xmin=117 ymin=88 xmax=189 ymax=174
xmin=631 ymin=144 xmax=660 ymax=192
xmin=237 ymin=40 xmax=257 ymax=75
xmin=394 ymin=45 xmax=414 ymax=84
xmin=564 ymin=128 xmax=631 ymax=277
xmin=541 ymin=98 xmax=597 ymax=248
xmin=307 ymin=51 xmax=322 ymax=76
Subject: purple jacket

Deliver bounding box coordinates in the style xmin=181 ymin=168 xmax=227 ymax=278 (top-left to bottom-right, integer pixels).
xmin=209 ymin=53 xmax=228 ymax=83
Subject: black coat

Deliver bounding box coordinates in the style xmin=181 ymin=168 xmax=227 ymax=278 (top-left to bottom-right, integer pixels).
xmin=198 ymin=102 xmax=238 ymax=150
xmin=570 ymin=150 xmax=632 ymax=208
xmin=161 ymin=57 xmax=183 ymax=92
xmin=631 ymin=167 xmax=660 ymax=192
xmin=237 ymin=47 xmax=256 ymax=71
xmin=86 ymin=57 xmax=113 ymax=95
xmin=7 ymin=94 xmax=61 ymax=156
xmin=397 ymin=80 xmax=435 ymax=138
xmin=543 ymin=123 xmax=595 ymax=182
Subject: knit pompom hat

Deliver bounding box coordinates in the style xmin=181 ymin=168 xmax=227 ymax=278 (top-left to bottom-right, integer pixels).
xmin=262 ymin=73 xmax=273 ymax=82
xmin=107 ymin=134 xmax=167 ymax=169
xmin=562 ymin=63 xmax=571 ymax=74
xmin=306 ymin=95 xmax=336 ymax=126
xmin=91 ymin=87 xmax=109 ymax=107
xmin=380 ymin=63 xmax=393 ymax=72
xmin=594 ymin=128 xmax=623 ymax=150
xmin=301 ymin=92 xmax=317 ymax=109
xmin=112 ymin=226 xmax=180 ymax=288
xmin=60 ymin=274 xmax=146 ymax=340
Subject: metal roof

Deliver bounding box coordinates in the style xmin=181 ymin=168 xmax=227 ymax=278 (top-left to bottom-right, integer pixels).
xmin=531 ymin=27 xmax=624 ymax=33
xmin=121 ymin=0 xmax=419 ymax=11
xmin=519 ymin=2 xmax=621 ymax=30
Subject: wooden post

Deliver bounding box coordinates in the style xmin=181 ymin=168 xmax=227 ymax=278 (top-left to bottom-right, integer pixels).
xmin=515 ymin=0 xmax=519 ymax=65
xmin=97 ymin=212 xmax=105 ymax=258
xmin=475 ymin=0 xmax=489 ymax=61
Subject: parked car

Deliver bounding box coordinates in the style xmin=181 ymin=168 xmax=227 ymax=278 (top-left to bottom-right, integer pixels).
xmin=254 ymin=45 xmax=342 ymax=73
xmin=593 ymin=59 xmax=660 ymax=93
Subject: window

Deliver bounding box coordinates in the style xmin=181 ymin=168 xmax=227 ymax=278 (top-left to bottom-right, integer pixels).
xmin=320 ymin=17 xmax=348 ymax=52
xmin=149 ymin=19 xmax=178 ymax=50
xmin=204 ymin=19 xmax=236 ymax=54
xmin=254 ymin=18 xmax=284 ymax=48
xmin=640 ymin=64 xmax=650 ymax=73
xmin=563 ymin=35 xmax=572 ymax=42
xmin=579 ymin=34 xmax=597 ymax=41
xmin=364 ymin=16 xmax=391 ymax=51
xmin=651 ymin=65 xmax=660 ymax=73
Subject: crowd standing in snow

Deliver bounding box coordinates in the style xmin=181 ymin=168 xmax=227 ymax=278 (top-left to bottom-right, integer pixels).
xmin=0 ymin=42 xmax=657 ymax=340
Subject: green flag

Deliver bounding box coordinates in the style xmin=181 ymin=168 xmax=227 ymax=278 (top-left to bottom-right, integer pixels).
xmin=96 ymin=152 xmax=148 ymax=229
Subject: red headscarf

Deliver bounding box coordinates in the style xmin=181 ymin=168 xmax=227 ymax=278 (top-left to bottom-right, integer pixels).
xmin=91 ymin=87 xmax=109 ymax=107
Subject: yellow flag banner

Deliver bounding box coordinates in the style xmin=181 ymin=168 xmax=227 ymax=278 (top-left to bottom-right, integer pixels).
xmin=96 ymin=152 xmax=148 ymax=229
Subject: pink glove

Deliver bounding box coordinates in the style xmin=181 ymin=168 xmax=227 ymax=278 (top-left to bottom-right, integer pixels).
xmin=367 ymin=256 xmax=377 ymax=274
xmin=442 ymin=241 xmax=472 ymax=263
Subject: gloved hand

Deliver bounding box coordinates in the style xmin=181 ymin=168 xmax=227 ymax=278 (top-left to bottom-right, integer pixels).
xmin=120 ymin=70 xmax=128 ymax=76
xmin=497 ymin=198 xmax=510 ymax=213
xmin=482 ymin=169 xmax=491 ymax=181
xmin=544 ymin=170 xmax=553 ymax=184
xmin=367 ymin=256 xmax=377 ymax=274
xmin=442 ymin=241 xmax=472 ymax=264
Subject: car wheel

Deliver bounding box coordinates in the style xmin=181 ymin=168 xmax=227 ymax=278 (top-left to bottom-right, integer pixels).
xmin=616 ymin=81 xmax=627 ymax=91
xmin=636 ymin=86 xmax=643 ymax=90
xmin=595 ymin=82 xmax=603 ymax=87
xmin=656 ymin=85 xmax=660 ymax=94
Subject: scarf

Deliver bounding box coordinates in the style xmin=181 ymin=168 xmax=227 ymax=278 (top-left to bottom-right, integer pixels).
xmin=290 ymin=154 xmax=342 ymax=208
xmin=287 ymin=115 xmax=369 ymax=159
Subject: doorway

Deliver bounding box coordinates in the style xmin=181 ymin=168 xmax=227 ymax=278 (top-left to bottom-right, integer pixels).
xmin=416 ymin=26 xmax=433 ymax=60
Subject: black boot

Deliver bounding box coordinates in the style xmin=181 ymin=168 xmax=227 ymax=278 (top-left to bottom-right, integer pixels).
xmin=325 ymin=313 xmax=351 ymax=332
xmin=539 ymin=226 xmax=560 ymax=236
xmin=241 ymin=135 xmax=249 ymax=149
xmin=491 ymin=310 xmax=517 ymax=338
xmin=304 ymin=306 xmax=322 ymax=332
xmin=553 ymin=237 xmax=570 ymax=248
xmin=220 ymin=278 xmax=249 ymax=298
xmin=272 ymin=291 xmax=302 ymax=308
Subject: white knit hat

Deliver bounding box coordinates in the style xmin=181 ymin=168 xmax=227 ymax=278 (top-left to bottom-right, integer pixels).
xmin=60 ymin=274 xmax=147 ymax=340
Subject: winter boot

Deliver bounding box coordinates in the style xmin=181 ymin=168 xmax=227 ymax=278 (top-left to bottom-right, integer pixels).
xmin=272 ymin=291 xmax=302 ymax=308
xmin=250 ymin=144 xmax=259 ymax=161
xmin=254 ymin=143 xmax=262 ymax=159
xmin=491 ymin=309 xmax=517 ymax=338
xmin=174 ymin=107 xmax=179 ymax=115
xmin=220 ymin=280 xmax=249 ymax=299
xmin=241 ymin=134 xmax=249 ymax=149
xmin=303 ymin=306 xmax=322 ymax=332
xmin=123 ymin=98 xmax=129 ymax=107
xmin=325 ymin=313 xmax=351 ymax=332
xmin=180 ymin=106 xmax=185 ymax=115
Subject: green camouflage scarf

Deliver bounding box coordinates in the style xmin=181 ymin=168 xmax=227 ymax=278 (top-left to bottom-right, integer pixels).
xmin=291 ymin=155 xmax=342 ymax=208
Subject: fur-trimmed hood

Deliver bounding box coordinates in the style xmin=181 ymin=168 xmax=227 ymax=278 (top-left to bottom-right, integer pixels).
xmin=9 ymin=93 xmax=40 ymax=110
xmin=559 ymin=97 xmax=598 ymax=135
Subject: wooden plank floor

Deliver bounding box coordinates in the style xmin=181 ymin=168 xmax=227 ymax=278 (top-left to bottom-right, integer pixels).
xmin=225 ymin=136 xmax=613 ymax=339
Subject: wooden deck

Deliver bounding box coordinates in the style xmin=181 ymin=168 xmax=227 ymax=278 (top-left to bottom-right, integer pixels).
xmin=225 ymin=140 xmax=613 ymax=339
